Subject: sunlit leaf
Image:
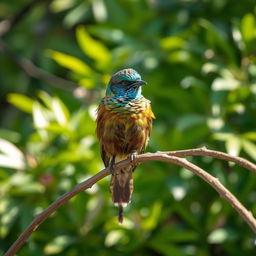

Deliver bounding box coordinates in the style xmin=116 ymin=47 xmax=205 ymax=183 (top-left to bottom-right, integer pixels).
xmin=160 ymin=36 xmax=185 ymax=50
xmin=241 ymin=13 xmax=255 ymax=42
xmin=76 ymin=25 xmax=111 ymax=69
xmin=33 ymin=102 xmax=50 ymax=128
xmin=213 ymin=133 xmax=232 ymax=141
xmin=0 ymin=197 xmax=19 ymax=238
xmin=201 ymin=63 xmax=220 ymax=74
xmin=242 ymin=132 xmax=256 ymax=141
xmin=7 ymin=93 xmax=34 ymax=113
xmin=208 ymin=228 xmax=228 ymax=244
xmin=0 ymin=138 xmax=25 ymax=169
xmin=7 ymin=172 xmax=44 ymax=194
xmin=63 ymin=2 xmax=89 ymax=27
xmin=79 ymin=77 xmax=96 ymax=88
xmin=242 ymin=139 xmax=256 ymax=161
xmin=167 ymin=50 xmax=191 ymax=63
xmin=44 ymin=235 xmax=74 ymax=254
xmin=91 ymin=0 xmax=107 ymax=22
xmin=212 ymin=77 xmax=240 ymax=91
xmin=37 ymin=91 xmax=53 ymax=110
xmin=50 ymin=0 xmax=76 ymax=13
xmin=51 ymin=97 xmax=70 ymax=125
xmin=47 ymin=50 xmax=93 ymax=75
xmin=105 ymin=230 xmax=124 ymax=247
xmin=225 ymin=135 xmax=242 ymax=156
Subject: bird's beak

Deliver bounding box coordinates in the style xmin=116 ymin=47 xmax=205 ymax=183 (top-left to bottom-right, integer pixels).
xmin=134 ymin=80 xmax=147 ymax=87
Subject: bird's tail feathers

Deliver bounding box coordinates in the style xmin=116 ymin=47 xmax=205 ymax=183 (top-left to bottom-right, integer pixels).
xmin=110 ymin=164 xmax=134 ymax=223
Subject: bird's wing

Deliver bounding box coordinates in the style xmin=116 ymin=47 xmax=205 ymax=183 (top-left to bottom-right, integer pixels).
xmin=100 ymin=145 xmax=110 ymax=167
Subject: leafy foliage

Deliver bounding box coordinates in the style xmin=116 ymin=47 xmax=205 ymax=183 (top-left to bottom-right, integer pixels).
xmin=0 ymin=0 xmax=256 ymax=255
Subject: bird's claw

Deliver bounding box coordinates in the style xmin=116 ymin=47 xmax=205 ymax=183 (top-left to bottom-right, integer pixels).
xmin=129 ymin=152 xmax=137 ymax=168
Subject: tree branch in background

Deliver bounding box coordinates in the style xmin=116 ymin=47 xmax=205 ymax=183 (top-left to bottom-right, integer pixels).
xmin=0 ymin=39 xmax=78 ymax=91
xmin=0 ymin=0 xmax=98 ymax=99
xmin=4 ymin=148 xmax=256 ymax=256
xmin=0 ymin=0 xmax=47 ymax=37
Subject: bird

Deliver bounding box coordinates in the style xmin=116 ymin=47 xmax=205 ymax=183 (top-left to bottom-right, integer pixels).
xmin=96 ymin=68 xmax=155 ymax=223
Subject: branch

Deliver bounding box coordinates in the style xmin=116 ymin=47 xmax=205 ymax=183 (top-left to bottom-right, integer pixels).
xmin=4 ymin=168 xmax=110 ymax=256
xmin=0 ymin=0 xmax=48 ymax=37
xmin=4 ymin=149 xmax=256 ymax=256
xmin=0 ymin=39 xmax=78 ymax=91
xmin=164 ymin=147 xmax=256 ymax=173
xmin=0 ymin=0 xmax=83 ymax=92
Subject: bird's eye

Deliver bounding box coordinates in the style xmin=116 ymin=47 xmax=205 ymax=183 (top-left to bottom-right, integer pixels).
xmin=119 ymin=80 xmax=131 ymax=86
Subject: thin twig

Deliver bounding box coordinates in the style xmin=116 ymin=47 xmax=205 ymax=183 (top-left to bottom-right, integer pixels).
xmin=4 ymin=149 xmax=256 ymax=256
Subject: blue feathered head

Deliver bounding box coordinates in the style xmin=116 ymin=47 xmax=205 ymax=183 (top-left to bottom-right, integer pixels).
xmin=106 ymin=68 xmax=147 ymax=99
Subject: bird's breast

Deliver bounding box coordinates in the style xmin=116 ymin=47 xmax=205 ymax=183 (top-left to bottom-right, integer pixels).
xmin=96 ymin=97 xmax=154 ymax=157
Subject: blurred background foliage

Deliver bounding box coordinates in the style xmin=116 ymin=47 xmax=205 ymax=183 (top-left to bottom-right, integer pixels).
xmin=0 ymin=0 xmax=256 ymax=255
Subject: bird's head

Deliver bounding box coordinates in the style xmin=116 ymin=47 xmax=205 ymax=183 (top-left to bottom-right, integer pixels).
xmin=106 ymin=68 xmax=147 ymax=99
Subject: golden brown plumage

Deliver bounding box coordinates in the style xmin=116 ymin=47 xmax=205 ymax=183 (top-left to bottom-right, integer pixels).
xmin=96 ymin=69 xmax=155 ymax=223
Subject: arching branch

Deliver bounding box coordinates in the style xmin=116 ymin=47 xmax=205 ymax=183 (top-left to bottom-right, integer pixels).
xmin=4 ymin=148 xmax=256 ymax=256
xmin=164 ymin=147 xmax=256 ymax=173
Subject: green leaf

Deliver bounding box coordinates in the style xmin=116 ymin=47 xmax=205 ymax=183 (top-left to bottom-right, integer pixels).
xmin=87 ymin=25 xmax=126 ymax=43
xmin=8 ymin=172 xmax=44 ymax=194
xmin=213 ymin=133 xmax=233 ymax=141
xmin=148 ymin=238 xmax=186 ymax=256
xmin=103 ymin=0 xmax=128 ymax=27
xmin=63 ymin=2 xmax=89 ymax=27
xmin=225 ymin=135 xmax=242 ymax=156
xmin=50 ymin=0 xmax=76 ymax=13
xmin=160 ymin=36 xmax=185 ymax=50
xmin=79 ymin=77 xmax=96 ymax=88
xmin=32 ymin=102 xmax=50 ymax=128
xmin=242 ymin=132 xmax=256 ymax=141
xmin=242 ymin=139 xmax=256 ymax=161
xmin=105 ymin=230 xmax=124 ymax=247
xmin=150 ymin=226 xmax=198 ymax=244
xmin=44 ymin=235 xmax=74 ymax=254
xmin=0 ymin=129 xmax=20 ymax=143
xmin=167 ymin=50 xmax=192 ymax=63
xmin=176 ymin=114 xmax=205 ymax=131
xmin=47 ymin=50 xmax=93 ymax=75
xmin=241 ymin=13 xmax=256 ymax=42
xmin=51 ymin=97 xmax=70 ymax=125
xmin=7 ymin=93 xmax=34 ymax=113
xmin=208 ymin=228 xmax=227 ymax=244
xmin=199 ymin=19 xmax=235 ymax=64
xmin=142 ymin=201 xmax=162 ymax=230
xmin=0 ymin=197 xmax=19 ymax=238
xmin=0 ymin=138 xmax=25 ymax=169
xmin=212 ymin=77 xmax=240 ymax=91
xmin=76 ymin=25 xmax=111 ymax=69
xmin=37 ymin=91 xmax=54 ymax=109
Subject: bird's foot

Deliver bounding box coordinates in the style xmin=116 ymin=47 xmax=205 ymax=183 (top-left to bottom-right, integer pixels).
xmin=129 ymin=151 xmax=138 ymax=169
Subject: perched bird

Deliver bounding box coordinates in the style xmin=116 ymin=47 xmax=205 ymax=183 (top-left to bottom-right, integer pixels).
xmin=96 ymin=68 xmax=155 ymax=223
